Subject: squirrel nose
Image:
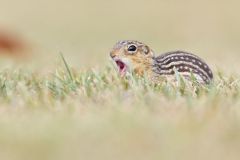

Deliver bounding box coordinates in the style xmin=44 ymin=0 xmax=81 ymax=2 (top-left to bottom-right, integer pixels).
xmin=110 ymin=52 xmax=116 ymax=59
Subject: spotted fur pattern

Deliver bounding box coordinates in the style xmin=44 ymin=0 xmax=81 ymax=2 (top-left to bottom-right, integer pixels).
xmin=153 ymin=51 xmax=213 ymax=84
xmin=112 ymin=40 xmax=145 ymax=51
xmin=110 ymin=40 xmax=213 ymax=84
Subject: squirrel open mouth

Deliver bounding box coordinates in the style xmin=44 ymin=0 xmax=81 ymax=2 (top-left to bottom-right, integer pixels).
xmin=115 ymin=59 xmax=127 ymax=76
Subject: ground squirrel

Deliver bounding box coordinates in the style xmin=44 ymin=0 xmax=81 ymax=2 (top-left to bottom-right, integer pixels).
xmin=110 ymin=40 xmax=213 ymax=84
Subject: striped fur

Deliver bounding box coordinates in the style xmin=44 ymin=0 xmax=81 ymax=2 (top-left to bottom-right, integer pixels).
xmin=153 ymin=51 xmax=213 ymax=84
xmin=110 ymin=40 xmax=213 ymax=84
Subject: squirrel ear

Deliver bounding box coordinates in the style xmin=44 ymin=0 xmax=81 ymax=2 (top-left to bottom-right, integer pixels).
xmin=141 ymin=45 xmax=154 ymax=57
xmin=141 ymin=45 xmax=150 ymax=55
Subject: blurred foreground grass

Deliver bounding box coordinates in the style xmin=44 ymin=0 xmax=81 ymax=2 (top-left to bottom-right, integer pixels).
xmin=1 ymin=0 xmax=240 ymax=159
xmin=0 ymin=56 xmax=239 ymax=160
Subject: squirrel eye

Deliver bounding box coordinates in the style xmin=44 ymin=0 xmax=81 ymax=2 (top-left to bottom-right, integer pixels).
xmin=127 ymin=45 xmax=137 ymax=52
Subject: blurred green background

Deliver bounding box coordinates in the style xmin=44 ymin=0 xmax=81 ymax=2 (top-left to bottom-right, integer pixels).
xmin=1 ymin=0 xmax=240 ymax=72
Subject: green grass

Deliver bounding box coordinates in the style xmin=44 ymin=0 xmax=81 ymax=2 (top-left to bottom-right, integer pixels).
xmin=0 ymin=55 xmax=239 ymax=160
xmin=1 ymin=0 xmax=240 ymax=159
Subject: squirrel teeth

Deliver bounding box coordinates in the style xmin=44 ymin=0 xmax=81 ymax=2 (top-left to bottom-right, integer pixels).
xmin=115 ymin=60 xmax=127 ymax=77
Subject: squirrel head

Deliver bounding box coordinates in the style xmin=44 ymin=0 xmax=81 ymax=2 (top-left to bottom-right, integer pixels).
xmin=110 ymin=40 xmax=155 ymax=77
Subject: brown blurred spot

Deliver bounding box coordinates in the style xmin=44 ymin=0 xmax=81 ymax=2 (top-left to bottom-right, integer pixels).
xmin=0 ymin=30 xmax=31 ymax=58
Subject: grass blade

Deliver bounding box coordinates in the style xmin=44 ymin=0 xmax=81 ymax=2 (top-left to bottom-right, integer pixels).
xmin=59 ymin=52 xmax=74 ymax=82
